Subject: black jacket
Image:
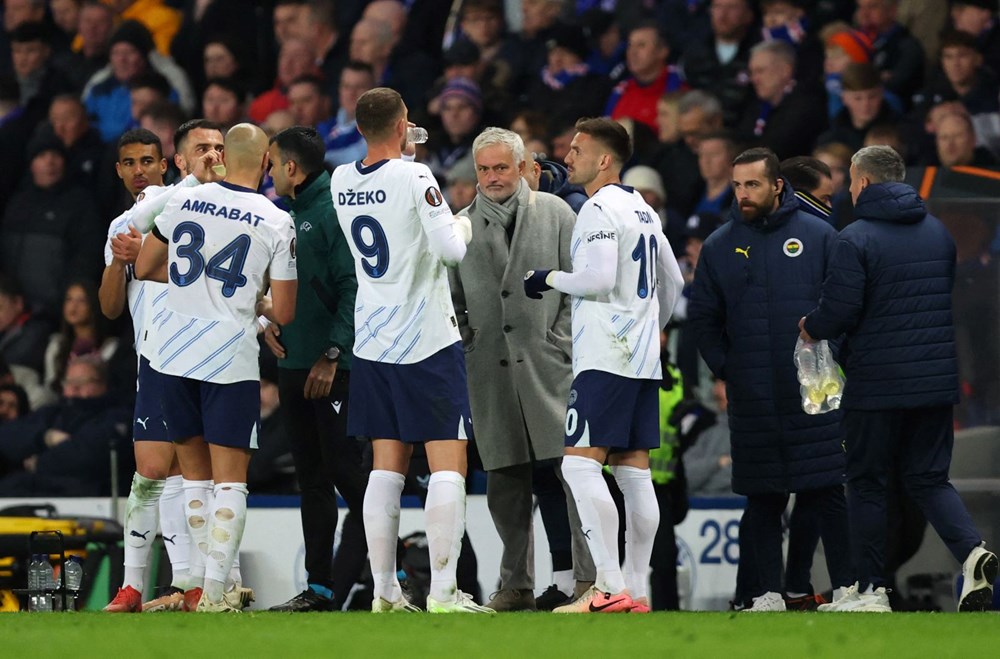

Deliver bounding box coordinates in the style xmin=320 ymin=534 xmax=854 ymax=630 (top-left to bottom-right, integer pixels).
xmin=735 ymin=86 xmax=829 ymax=160
xmin=682 ymin=32 xmax=759 ymax=127
xmin=688 ymin=184 xmax=844 ymax=495
xmin=803 ymin=182 xmax=959 ymax=411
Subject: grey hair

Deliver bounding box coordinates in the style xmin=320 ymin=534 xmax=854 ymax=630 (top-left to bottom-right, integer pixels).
xmin=851 ymin=145 xmax=905 ymax=183
xmin=472 ymin=127 xmax=525 ymax=165
xmin=678 ymin=89 xmax=723 ymax=119
xmin=750 ymin=40 xmax=797 ymax=68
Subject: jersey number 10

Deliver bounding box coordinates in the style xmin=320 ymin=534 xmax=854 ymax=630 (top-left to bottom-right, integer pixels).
xmin=169 ymin=221 xmax=251 ymax=298
xmin=631 ymin=234 xmax=658 ymax=299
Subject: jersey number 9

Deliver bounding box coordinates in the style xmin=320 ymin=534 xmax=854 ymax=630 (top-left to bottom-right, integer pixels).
xmin=169 ymin=221 xmax=251 ymax=298
xmin=351 ymin=215 xmax=390 ymax=279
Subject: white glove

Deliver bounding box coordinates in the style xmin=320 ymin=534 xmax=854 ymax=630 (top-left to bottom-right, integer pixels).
xmin=454 ymin=215 xmax=473 ymax=245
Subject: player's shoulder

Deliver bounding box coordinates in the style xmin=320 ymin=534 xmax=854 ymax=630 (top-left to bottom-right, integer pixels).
xmin=136 ymin=184 xmax=169 ymax=203
xmin=107 ymin=209 xmax=131 ymax=236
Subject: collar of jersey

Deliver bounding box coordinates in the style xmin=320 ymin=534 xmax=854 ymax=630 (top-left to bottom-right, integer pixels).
xmin=602 ymin=183 xmax=634 ymax=194
xmin=218 ymin=181 xmax=257 ymax=194
xmin=356 ymin=159 xmax=390 ymax=174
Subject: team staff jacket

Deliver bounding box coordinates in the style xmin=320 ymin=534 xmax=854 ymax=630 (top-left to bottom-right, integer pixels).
xmin=687 ymin=184 xmax=844 ymax=496
xmin=278 ymin=170 xmax=357 ymax=370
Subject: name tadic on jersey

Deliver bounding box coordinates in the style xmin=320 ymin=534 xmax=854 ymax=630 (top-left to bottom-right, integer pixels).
xmin=151 ymin=181 xmax=296 ymax=383
xmin=105 ymin=185 xmax=171 ymax=361
xmin=331 ymin=159 xmax=460 ymax=364
xmin=570 ymin=184 xmax=666 ymax=381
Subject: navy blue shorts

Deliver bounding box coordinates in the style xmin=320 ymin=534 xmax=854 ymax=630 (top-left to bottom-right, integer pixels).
xmin=348 ymin=342 xmax=472 ymax=443
xmin=159 ymin=373 xmax=261 ymax=449
xmin=134 ymin=356 xmax=169 ymax=442
xmin=564 ymin=370 xmax=659 ymax=451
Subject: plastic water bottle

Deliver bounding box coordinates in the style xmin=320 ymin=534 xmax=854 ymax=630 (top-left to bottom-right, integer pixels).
xmin=406 ymin=126 xmax=428 ymax=144
xmin=64 ymin=557 xmax=83 ymax=611
xmin=817 ymin=341 xmax=843 ymax=409
xmin=37 ymin=556 xmax=54 ymax=612
xmin=794 ymin=340 xmax=823 ymax=414
xmin=27 ymin=554 xmax=43 ymax=611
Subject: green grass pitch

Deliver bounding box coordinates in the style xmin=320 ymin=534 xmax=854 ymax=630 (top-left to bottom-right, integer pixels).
xmin=3 ymin=611 xmax=1000 ymax=658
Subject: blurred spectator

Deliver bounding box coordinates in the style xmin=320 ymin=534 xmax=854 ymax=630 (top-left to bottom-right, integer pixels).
xmin=49 ymin=0 xmax=81 ymax=51
xmin=115 ymin=0 xmax=182 ymax=56
xmin=0 ymin=355 xmax=131 ymax=495
xmin=273 ymin=0 xmax=311 ymax=46
xmin=0 ymin=275 xmax=51 ymax=376
xmin=821 ymin=23 xmax=875 ymax=120
xmin=458 ymin=0 xmax=520 ymax=89
xmin=863 ymin=122 xmax=907 ymax=162
xmin=682 ymin=0 xmax=759 ymax=127
xmin=301 ymin=0 xmax=349 ymax=95
xmin=950 ymin=0 xmax=1000 ymax=72
xmin=854 ymin=0 xmax=925 ymax=106
xmin=138 ymin=100 xmax=184 ymax=184
xmin=580 ymin=9 xmax=625 ymax=79
xmin=320 ymin=61 xmax=374 ymax=167
xmin=200 ymin=35 xmax=260 ymax=98
xmin=506 ymin=0 xmax=566 ymax=93
xmin=528 ymin=23 xmax=611 ymax=127
xmin=248 ymin=37 xmax=317 ymax=124
xmin=547 ymin=118 xmax=576 ymax=164
xmin=684 ymin=378 xmax=733 ymax=497
xmin=643 ymin=91 xmax=702 ymax=221
xmin=128 ymin=70 xmax=172 ymax=131
xmin=0 ymin=0 xmax=46 ymax=76
xmin=55 ymin=0 xmax=115 ymax=90
xmin=362 ymin=1 xmax=440 ymax=113
xmin=677 ymin=89 xmax=726 ymax=153
xmin=817 ymin=62 xmax=899 ymax=151
xmin=896 ymin=0 xmax=950 ymax=70
xmin=736 ymin=40 xmax=827 ymax=159
xmin=262 ymin=108 xmax=296 ymax=138
xmin=0 ymin=76 xmax=29 ymax=210
xmin=82 ymin=20 xmax=194 ymax=142
xmin=622 ymin=165 xmax=685 ymax=249
xmin=202 ymin=77 xmax=247 ymax=132
xmin=935 ymin=111 xmax=1000 ymax=167
xmin=424 ymin=77 xmax=484 ymax=180
xmin=606 ymin=22 xmax=687 ymax=134
xmin=428 ymin=39 xmax=509 ymax=122
xmin=759 ymin=0 xmax=824 ymax=90
xmin=444 ymin=154 xmax=477 ymax=211
xmin=43 ymin=279 xmax=118 ymax=393
xmin=46 ymin=94 xmax=105 ymax=192
xmin=693 ymin=131 xmax=738 ymax=216
xmin=510 ymin=109 xmax=549 ymax=149
xmin=9 ymin=22 xmax=75 ymax=129
xmin=287 ymin=74 xmax=333 ymax=128
xmin=914 ymin=30 xmax=999 ymax=116
xmin=780 ymin=155 xmax=835 ymax=221
xmin=0 ymin=133 xmax=103 ymax=319
xmin=0 ymin=382 xmax=30 ymax=423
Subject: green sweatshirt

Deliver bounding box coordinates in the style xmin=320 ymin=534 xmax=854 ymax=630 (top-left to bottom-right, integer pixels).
xmin=278 ymin=170 xmax=356 ymax=370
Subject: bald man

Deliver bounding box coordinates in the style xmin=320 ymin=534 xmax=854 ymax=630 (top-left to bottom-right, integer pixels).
xmin=136 ymin=122 xmax=298 ymax=612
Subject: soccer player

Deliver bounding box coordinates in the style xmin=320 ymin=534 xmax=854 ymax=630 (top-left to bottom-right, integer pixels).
xmin=135 ymin=123 xmax=297 ymax=612
xmin=523 ymin=117 xmax=684 ymax=613
xmin=332 ymin=87 xmax=489 ymax=613
xmin=99 ymin=128 xmax=192 ymax=613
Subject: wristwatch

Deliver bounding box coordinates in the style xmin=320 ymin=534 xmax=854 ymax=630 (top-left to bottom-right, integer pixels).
xmin=324 ymin=346 xmax=341 ymax=362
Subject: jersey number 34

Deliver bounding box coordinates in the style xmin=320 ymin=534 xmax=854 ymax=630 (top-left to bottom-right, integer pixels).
xmin=169 ymin=221 xmax=250 ymax=298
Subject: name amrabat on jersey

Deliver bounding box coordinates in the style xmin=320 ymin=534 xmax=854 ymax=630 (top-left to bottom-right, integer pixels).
xmin=179 ymin=198 xmax=266 ymax=226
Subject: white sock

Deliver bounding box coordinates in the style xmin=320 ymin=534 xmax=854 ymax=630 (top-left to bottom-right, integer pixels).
xmin=158 ymin=475 xmax=191 ymax=589
xmin=182 ymin=479 xmax=213 ymax=585
xmin=228 ymin=554 xmax=242 ymax=591
xmin=561 ymin=455 xmax=626 ymax=594
xmin=363 ymin=470 xmax=405 ymax=602
xmin=611 ymin=465 xmax=659 ymax=600
xmin=202 ymin=482 xmax=249 ymax=603
xmin=122 ymin=473 xmax=165 ymax=593
xmin=553 ymin=569 xmax=574 ymax=595
xmin=425 ymin=470 xmax=466 ymax=603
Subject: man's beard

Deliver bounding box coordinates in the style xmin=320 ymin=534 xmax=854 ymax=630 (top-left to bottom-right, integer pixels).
xmin=739 ymin=195 xmax=774 ymax=221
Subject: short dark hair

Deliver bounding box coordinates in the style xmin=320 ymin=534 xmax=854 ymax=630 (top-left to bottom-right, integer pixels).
xmin=939 ymin=29 xmax=980 ymax=54
xmin=204 ymin=76 xmax=247 ymax=104
xmin=0 ymin=274 xmax=24 ymax=300
xmin=629 ymin=20 xmax=669 ymax=50
xmin=269 ymin=126 xmax=326 ymax=175
xmin=733 ymin=147 xmax=781 ymax=184
xmin=574 ymin=117 xmax=632 ymax=165
xmin=174 ymin=118 xmax=224 ymax=155
xmin=9 ymin=21 xmax=50 ymax=44
xmin=343 ymin=60 xmax=375 ymax=80
xmin=118 ymin=128 xmax=163 ymax=159
xmin=139 ymin=99 xmax=184 ymax=128
xmin=699 ymin=130 xmax=738 ymax=158
xmin=128 ymin=70 xmax=170 ymax=96
xmin=780 ymin=156 xmax=832 ymax=194
xmin=355 ymin=87 xmax=405 ymax=141
xmin=0 ymin=383 xmax=30 ymax=418
xmin=288 ymin=73 xmax=328 ymax=96
xmin=841 ymin=62 xmax=881 ymax=91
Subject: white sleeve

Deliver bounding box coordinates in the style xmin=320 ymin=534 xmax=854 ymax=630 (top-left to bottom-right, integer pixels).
xmin=548 ymin=202 xmax=618 ymax=297
xmin=132 ymin=176 xmax=199 ymax=232
xmin=153 ymin=188 xmax=187 ymax=238
xmin=426 ymin=222 xmax=467 ymax=267
xmin=411 ymin=163 xmax=455 ymax=235
xmin=655 ymin=233 xmax=685 ymax=328
xmin=268 ymin=215 xmax=298 ymax=281
xmin=103 ymin=236 xmax=113 ymax=266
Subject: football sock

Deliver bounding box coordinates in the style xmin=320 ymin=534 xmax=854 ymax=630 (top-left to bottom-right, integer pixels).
xmin=363 ymin=470 xmax=405 ymax=602
xmin=553 ymin=569 xmax=575 ymax=596
xmin=122 ymin=473 xmax=164 ymax=592
xmin=228 ymin=552 xmax=242 ymax=590
xmin=425 ymin=471 xmax=466 ymax=603
xmin=203 ymin=482 xmax=248 ymax=603
xmin=561 ymin=456 xmax=626 ymax=594
xmin=159 ymin=475 xmax=192 ymax=589
xmin=182 ymin=479 xmax=213 ymax=583
xmin=612 ymin=465 xmax=659 ymax=601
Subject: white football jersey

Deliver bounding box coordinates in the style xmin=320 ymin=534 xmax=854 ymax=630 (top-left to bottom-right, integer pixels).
xmin=104 ymin=185 xmax=172 ymax=361
xmin=331 ymin=159 xmax=460 ymax=364
xmin=568 ymin=184 xmax=674 ymax=380
xmin=152 ymin=181 xmax=297 ymax=383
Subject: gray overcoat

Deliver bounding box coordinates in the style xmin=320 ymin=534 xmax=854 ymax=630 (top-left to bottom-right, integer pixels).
xmin=450 ymin=184 xmax=576 ymax=471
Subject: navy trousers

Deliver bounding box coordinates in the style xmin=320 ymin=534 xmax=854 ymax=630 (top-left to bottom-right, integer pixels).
xmin=844 ymin=406 xmax=981 ymax=589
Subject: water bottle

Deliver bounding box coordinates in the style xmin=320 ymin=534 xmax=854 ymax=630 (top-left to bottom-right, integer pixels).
xmin=37 ymin=556 xmax=54 ymax=612
xmin=794 ymin=339 xmax=823 ymax=414
xmin=406 ymin=126 xmax=428 ymax=144
xmin=817 ymin=341 xmax=844 ymax=409
xmin=27 ymin=554 xmax=43 ymax=611
xmin=64 ymin=557 xmax=83 ymax=611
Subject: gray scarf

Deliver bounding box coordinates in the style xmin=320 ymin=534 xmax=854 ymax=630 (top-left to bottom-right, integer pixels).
xmin=476 ymin=179 xmax=525 ymax=240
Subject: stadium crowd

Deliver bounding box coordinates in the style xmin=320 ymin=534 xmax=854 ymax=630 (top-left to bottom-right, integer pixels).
xmin=0 ymin=0 xmax=998 ymax=613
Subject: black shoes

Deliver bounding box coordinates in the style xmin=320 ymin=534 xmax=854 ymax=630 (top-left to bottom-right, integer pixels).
xmin=268 ymin=589 xmax=338 ymax=612
xmin=535 ymin=584 xmax=573 ymax=611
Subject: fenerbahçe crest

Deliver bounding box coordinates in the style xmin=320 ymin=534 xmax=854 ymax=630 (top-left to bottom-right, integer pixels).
xmin=782 ymin=238 xmax=803 ymax=258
